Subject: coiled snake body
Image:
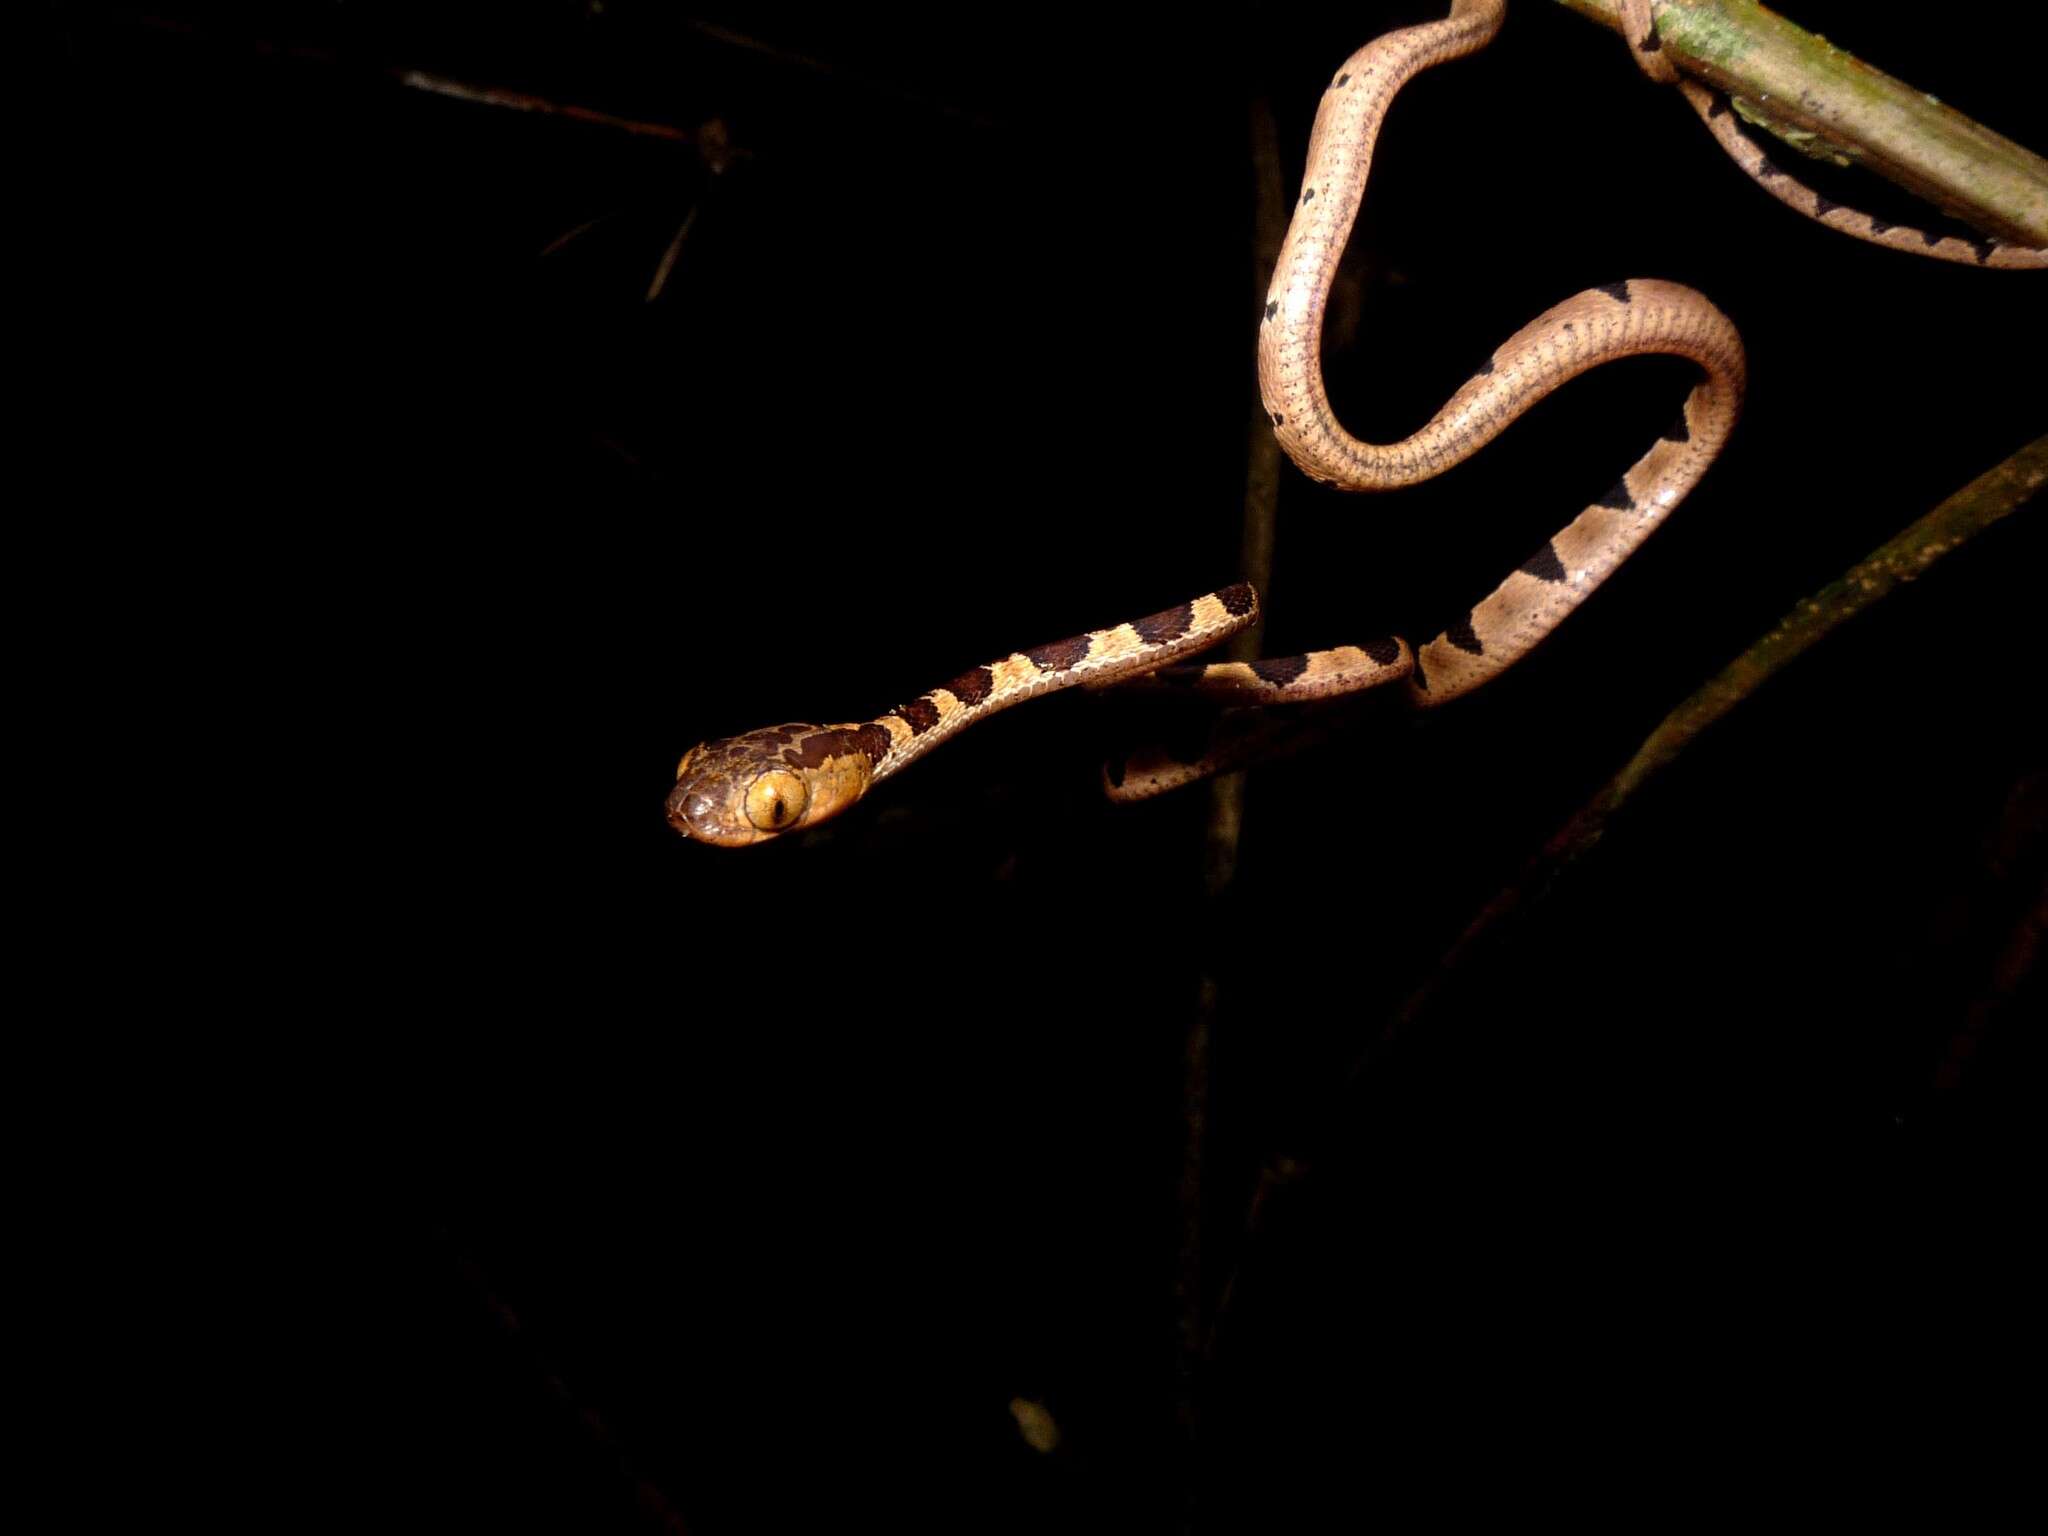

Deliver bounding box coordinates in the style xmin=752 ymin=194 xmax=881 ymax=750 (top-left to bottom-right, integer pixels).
xmin=668 ymin=0 xmax=2041 ymax=846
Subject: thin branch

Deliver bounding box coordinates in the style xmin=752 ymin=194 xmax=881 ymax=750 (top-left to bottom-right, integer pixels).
xmin=109 ymin=11 xmax=729 ymax=149
xmin=1176 ymin=87 xmax=1291 ymax=1531
xmin=1210 ymin=435 xmax=2044 ymax=1354
xmin=645 ymin=204 xmax=701 ymax=303
xmin=1231 ymin=89 xmax=1290 ymax=678
xmin=1555 ymin=0 xmax=2048 ymax=245
xmin=394 ymin=69 xmax=699 ymax=144
xmin=1387 ymin=433 xmax=2048 ymax=1059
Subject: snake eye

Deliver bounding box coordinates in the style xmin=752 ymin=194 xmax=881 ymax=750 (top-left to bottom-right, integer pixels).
xmin=744 ymin=769 xmax=809 ymax=831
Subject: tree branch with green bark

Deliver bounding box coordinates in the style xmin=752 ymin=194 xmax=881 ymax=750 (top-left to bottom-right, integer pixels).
xmin=1555 ymin=0 xmax=2048 ymax=244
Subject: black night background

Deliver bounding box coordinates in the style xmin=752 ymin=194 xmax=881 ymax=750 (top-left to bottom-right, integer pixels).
xmin=44 ymin=3 xmax=2045 ymax=1529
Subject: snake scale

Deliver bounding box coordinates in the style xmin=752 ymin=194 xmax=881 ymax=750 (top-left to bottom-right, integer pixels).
xmin=667 ymin=0 xmax=2042 ymax=846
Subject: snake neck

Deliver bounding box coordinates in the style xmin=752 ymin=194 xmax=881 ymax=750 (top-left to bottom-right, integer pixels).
xmin=863 ymin=585 xmax=1262 ymax=785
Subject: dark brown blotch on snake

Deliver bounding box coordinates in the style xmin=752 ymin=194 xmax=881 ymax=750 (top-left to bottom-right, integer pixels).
xmin=1252 ymin=655 xmax=1311 ymax=686
xmin=1134 ymin=602 xmax=1196 ymax=645
xmin=1520 ymin=542 xmax=1570 ymax=583
xmin=1027 ymin=634 xmax=1092 ymax=672
xmin=892 ymin=697 xmax=942 ymax=735
xmin=945 ymin=666 xmax=995 ymax=707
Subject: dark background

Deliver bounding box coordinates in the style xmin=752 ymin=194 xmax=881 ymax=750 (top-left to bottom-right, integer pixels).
xmin=47 ymin=3 xmax=2044 ymax=1529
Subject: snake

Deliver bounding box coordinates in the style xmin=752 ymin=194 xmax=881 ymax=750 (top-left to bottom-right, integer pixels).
xmin=666 ymin=587 xmax=1262 ymax=845
xmin=667 ymin=0 xmax=2041 ymax=845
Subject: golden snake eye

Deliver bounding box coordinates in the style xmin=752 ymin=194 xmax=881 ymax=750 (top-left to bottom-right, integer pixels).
xmin=744 ymin=768 xmax=809 ymax=831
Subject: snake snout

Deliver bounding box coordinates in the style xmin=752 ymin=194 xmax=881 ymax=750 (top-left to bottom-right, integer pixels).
xmin=665 ymin=777 xmax=726 ymax=843
xmin=663 ymin=779 xmax=697 ymax=836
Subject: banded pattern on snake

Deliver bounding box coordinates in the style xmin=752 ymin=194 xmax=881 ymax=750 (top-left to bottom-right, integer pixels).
xmin=667 ymin=0 xmax=2040 ymax=845
xmin=667 ymin=586 xmax=1260 ymax=845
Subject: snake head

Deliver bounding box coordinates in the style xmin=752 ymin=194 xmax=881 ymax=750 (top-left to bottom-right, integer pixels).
xmin=666 ymin=723 xmax=886 ymax=847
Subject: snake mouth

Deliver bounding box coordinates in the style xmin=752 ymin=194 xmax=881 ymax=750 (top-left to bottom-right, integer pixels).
xmin=666 ymin=775 xmax=761 ymax=846
xmin=663 ymin=785 xmax=695 ymax=838
xmin=665 ymin=780 xmax=718 ymax=842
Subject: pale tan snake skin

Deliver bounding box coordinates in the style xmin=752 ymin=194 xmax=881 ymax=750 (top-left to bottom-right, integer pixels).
xmin=1249 ymin=0 xmax=1746 ymax=706
xmin=1152 ymin=0 xmax=2040 ymax=731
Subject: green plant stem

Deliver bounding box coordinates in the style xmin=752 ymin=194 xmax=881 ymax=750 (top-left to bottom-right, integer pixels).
xmin=1555 ymin=0 xmax=2048 ymax=245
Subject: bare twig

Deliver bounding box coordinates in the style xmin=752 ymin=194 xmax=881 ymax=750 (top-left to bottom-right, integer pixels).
xmin=645 ymin=205 xmax=701 ymax=303
xmin=108 ymin=11 xmax=730 ymax=148
xmin=1385 ymin=433 xmax=2048 ymax=1067
xmin=394 ymin=69 xmax=699 ymax=144
xmin=1231 ymin=90 xmax=1291 ymax=680
xmin=1211 ymin=435 xmax=2044 ymax=1354
xmin=1555 ymin=0 xmax=2048 ymax=244
xmin=1175 ymin=88 xmax=1292 ymax=1530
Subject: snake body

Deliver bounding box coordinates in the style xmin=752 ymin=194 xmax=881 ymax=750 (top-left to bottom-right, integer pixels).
xmin=667 ymin=586 xmax=1258 ymax=845
xmin=1210 ymin=0 xmax=1750 ymax=708
xmin=669 ymin=0 xmax=2038 ymax=845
